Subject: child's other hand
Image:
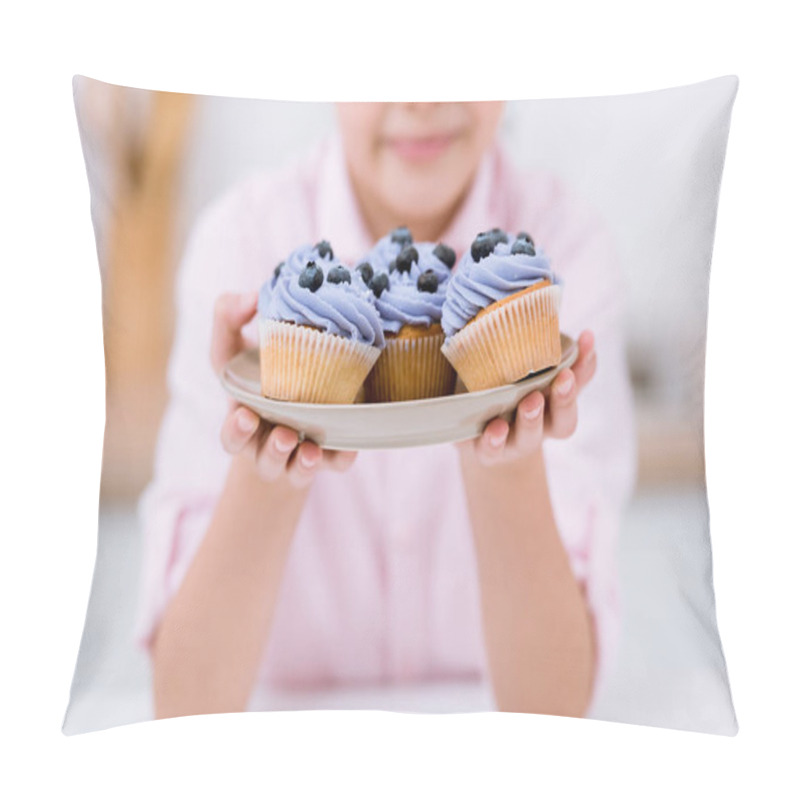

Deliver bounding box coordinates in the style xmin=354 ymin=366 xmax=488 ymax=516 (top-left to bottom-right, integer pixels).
xmin=457 ymin=330 xmax=597 ymax=468
xmin=212 ymin=292 xmax=358 ymax=489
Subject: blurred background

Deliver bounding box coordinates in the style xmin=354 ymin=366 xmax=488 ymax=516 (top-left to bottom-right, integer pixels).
xmin=65 ymin=78 xmax=734 ymax=734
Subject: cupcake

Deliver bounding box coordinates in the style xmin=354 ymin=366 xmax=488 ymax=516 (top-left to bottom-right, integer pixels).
xmin=258 ymin=255 xmax=385 ymax=403
xmin=440 ymin=228 xmax=561 ymax=392
xmin=358 ymin=241 xmax=457 ymax=402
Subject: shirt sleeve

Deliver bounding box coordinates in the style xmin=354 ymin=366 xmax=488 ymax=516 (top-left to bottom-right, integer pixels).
xmin=133 ymin=184 xmax=264 ymax=651
xmin=533 ymin=178 xmax=638 ymax=709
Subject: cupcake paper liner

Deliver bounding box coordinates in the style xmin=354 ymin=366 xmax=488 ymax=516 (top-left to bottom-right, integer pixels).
xmin=365 ymin=328 xmax=456 ymax=402
xmin=259 ymin=318 xmax=380 ymax=404
xmin=440 ymin=284 xmax=562 ymax=392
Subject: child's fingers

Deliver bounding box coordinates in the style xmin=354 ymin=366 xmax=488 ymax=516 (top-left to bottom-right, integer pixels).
xmin=572 ymin=330 xmax=597 ymax=392
xmin=573 ymin=348 xmax=597 ymax=391
xmin=577 ymin=329 xmax=594 ymax=354
xmin=286 ymin=441 xmax=323 ymax=489
xmin=211 ymin=291 xmax=258 ymax=374
xmin=546 ymin=369 xmax=579 ymax=439
xmin=510 ymin=391 xmax=545 ymax=453
xmin=322 ymin=449 xmax=358 ymax=472
xmin=254 ymin=425 xmax=299 ymax=482
xmin=475 ymin=417 xmax=510 ymax=466
xmin=220 ymin=406 xmax=260 ymax=455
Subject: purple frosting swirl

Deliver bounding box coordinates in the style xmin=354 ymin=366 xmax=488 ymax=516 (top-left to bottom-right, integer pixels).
xmin=261 ymin=257 xmax=385 ymax=348
xmin=258 ymin=242 xmax=336 ymax=316
xmin=372 ymin=274 xmax=447 ymax=334
xmin=413 ymin=242 xmax=453 ymax=283
xmin=350 ymin=242 xmax=453 ymax=333
xmin=442 ymin=240 xmax=557 ymax=337
xmin=358 ymin=235 xmax=453 ymax=281
xmin=283 ymin=242 xmax=335 ymax=277
xmin=360 ymin=232 xmax=405 ymax=274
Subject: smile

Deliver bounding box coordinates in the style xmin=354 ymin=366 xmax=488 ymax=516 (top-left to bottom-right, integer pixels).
xmin=385 ymin=133 xmax=459 ymax=162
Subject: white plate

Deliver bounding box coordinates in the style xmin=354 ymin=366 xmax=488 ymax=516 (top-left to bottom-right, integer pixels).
xmin=221 ymin=333 xmax=578 ymax=450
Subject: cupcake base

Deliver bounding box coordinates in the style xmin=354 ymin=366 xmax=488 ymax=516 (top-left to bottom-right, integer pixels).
xmin=364 ymin=324 xmax=456 ymax=402
xmin=259 ymin=318 xmax=380 ymax=404
xmin=440 ymin=283 xmax=561 ymax=392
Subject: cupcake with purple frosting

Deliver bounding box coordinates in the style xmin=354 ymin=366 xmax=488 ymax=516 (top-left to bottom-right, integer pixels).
xmin=358 ymin=240 xmax=457 ymax=402
xmin=258 ymin=254 xmax=384 ymax=404
xmin=441 ymin=228 xmax=562 ymax=392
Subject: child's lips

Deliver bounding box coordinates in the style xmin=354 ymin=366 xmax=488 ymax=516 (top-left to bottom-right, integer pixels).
xmin=386 ymin=133 xmax=457 ymax=162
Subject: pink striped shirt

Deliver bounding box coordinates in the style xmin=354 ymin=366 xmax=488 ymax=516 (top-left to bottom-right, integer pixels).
xmin=135 ymin=129 xmax=636 ymax=711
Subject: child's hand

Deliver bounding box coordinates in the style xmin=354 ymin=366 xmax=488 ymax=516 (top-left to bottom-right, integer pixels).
xmin=456 ymin=330 xmax=597 ymax=468
xmin=212 ymin=292 xmax=358 ymax=489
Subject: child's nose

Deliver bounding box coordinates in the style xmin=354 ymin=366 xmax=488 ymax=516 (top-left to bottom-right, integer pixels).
xmin=402 ymin=102 xmax=447 ymax=114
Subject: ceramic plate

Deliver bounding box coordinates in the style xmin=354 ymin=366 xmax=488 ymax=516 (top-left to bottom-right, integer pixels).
xmin=221 ymin=333 xmax=578 ymax=450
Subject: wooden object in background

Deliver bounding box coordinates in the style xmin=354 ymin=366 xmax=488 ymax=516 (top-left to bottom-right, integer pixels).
xmin=98 ymin=87 xmax=193 ymax=499
xmin=636 ymin=405 xmax=706 ymax=486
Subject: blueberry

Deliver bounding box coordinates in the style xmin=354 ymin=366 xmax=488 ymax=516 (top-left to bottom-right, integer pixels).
xmin=488 ymin=227 xmax=509 ymax=244
xmin=299 ymin=261 xmax=324 ymax=291
xmin=395 ymin=245 xmax=419 ymax=273
xmin=417 ymin=270 xmax=439 ymax=293
xmin=271 ymin=261 xmax=285 ymax=286
xmin=355 ymin=262 xmax=374 ymax=284
xmin=327 ymin=264 xmax=351 ymax=284
xmin=516 ymin=231 xmax=534 ymax=245
xmin=388 ymin=259 xmax=397 ymax=273
xmin=369 ymin=272 xmax=390 ymax=298
xmin=470 ymin=234 xmax=497 ymax=262
xmin=511 ymin=239 xmax=536 ymax=257
xmin=432 ymin=243 xmax=456 ymax=269
xmin=315 ymin=240 xmax=334 ymax=259
xmin=390 ymin=226 xmax=413 ymax=246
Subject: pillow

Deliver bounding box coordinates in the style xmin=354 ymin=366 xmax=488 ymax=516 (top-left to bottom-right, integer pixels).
xmin=64 ymin=75 xmax=738 ymax=735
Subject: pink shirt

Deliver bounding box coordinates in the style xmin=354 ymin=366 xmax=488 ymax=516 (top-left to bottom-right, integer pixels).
xmin=135 ymin=130 xmax=636 ymax=711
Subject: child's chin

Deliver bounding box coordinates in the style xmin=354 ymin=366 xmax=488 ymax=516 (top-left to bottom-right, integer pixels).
xmin=402 ymin=187 xmax=462 ymax=218
xmin=382 ymin=168 xmax=461 ymax=216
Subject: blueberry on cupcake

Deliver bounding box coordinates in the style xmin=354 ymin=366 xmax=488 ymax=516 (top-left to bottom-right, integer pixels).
xmin=273 ymin=240 xmax=337 ymax=284
xmin=259 ymin=240 xmax=340 ymax=317
xmin=360 ymin=225 xmax=416 ymax=275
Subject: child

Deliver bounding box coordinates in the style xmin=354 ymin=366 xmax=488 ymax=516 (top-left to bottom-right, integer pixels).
xmin=136 ymin=102 xmax=636 ymax=720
